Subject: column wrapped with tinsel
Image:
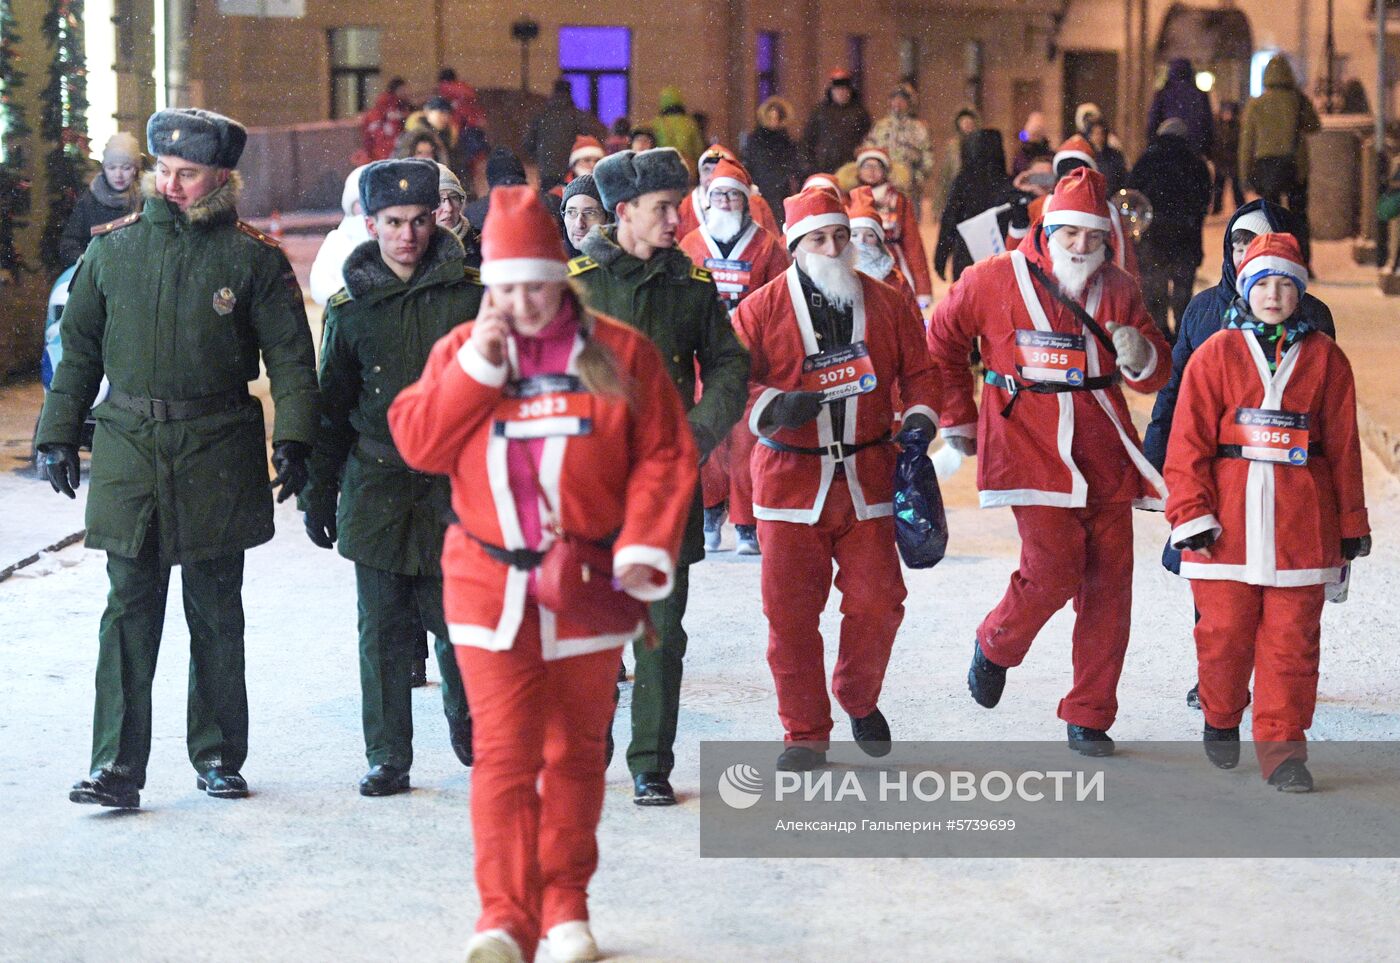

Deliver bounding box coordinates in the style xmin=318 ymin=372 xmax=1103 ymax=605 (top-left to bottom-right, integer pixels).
xmin=0 ymin=0 xmax=33 ymax=280
xmin=38 ymin=0 xmax=87 ymax=274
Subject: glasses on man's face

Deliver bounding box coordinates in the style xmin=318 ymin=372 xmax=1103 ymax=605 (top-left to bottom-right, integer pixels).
xmin=563 ymin=207 xmax=605 ymax=223
xmin=710 ymin=190 xmax=747 ymax=205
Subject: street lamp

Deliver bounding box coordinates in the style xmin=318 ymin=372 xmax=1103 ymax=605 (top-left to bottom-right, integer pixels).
xmin=512 ymin=19 xmax=540 ymax=93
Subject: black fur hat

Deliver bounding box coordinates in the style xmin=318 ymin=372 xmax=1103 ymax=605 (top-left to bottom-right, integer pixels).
xmin=359 ymin=158 xmax=440 ymax=215
xmin=592 ymin=148 xmax=689 ymax=211
xmin=146 ymin=108 xmax=247 ymax=168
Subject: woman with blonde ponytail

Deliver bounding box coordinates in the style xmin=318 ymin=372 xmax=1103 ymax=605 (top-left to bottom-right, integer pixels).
xmin=388 ymin=185 xmax=697 ymax=963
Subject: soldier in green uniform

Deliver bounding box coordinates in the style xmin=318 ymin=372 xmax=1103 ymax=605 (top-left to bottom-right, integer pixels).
xmin=300 ymin=158 xmax=482 ymax=797
xmin=575 ymin=147 xmax=750 ymax=805
xmin=36 ymin=108 xmax=319 ymax=810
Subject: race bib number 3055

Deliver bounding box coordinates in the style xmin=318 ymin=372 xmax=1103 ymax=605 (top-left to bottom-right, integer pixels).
xmin=801 ymin=342 xmax=878 ymax=403
xmin=1223 ymin=408 xmax=1310 ymax=465
xmin=493 ymin=374 xmax=594 ymax=439
xmin=1015 ymin=330 xmax=1087 ymax=386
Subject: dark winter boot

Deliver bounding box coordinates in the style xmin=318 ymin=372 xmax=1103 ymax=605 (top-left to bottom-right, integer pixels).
xmin=776 ymin=745 xmax=827 ymax=772
xmin=1267 ymin=759 xmax=1314 ymax=793
xmin=967 ymin=639 xmax=1007 ymax=708
xmin=703 ymin=505 xmax=727 ymax=552
xmin=1186 ymin=683 xmax=1201 ymax=709
xmin=69 ymin=770 xmax=140 ymax=809
xmin=448 ymin=713 xmax=474 ymax=767
xmin=1202 ymin=723 xmax=1240 ymax=769
xmin=850 ymin=708 xmax=892 ymax=757
xmin=1066 ymin=724 xmax=1115 ymax=756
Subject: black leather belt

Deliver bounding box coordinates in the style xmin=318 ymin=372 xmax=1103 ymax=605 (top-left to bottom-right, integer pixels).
xmin=106 ymin=386 xmax=248 ymax=422
xmin=469 ymin=533 xmax=547 ymax=571
xmin=1218 ymin=444 xmax=1323 ymax=460
xmin=759 ymin=431 xmax=890 ymax=462
xmin=984 ymin=369 xmax=1120 ymax=418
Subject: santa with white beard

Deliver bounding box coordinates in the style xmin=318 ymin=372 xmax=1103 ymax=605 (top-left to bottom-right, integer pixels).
xmin=731 ymin=188 xmax=939 ymax=772
xmin=926 ymin=167 xmax=1170 ymax=756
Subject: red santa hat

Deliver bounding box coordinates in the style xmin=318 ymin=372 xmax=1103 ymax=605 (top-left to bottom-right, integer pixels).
xmin=802 ymin=173 xmax=843 ymax=198
xmin=1043 ymin=166 xmax=1111 ymax=233
xmin=1236 ymin=232 xmax=1308 ymax=299
xmin=480 ymin=185 xmax=569 ymax=285
xmin=784 ymin=187 xmax=850 ymax=246
xmin=700 ymin=145 xmax=739 ymax=168
xmin=1052 ymin=134 xmax=1098 ymax=175
xmin=706 ymin=158 xmax=752 ymax=198
xmin=845 ymin=197 xmax=885 ymax=242
xmin=855 ymin=145 xmax=891 ymax=170
xmin=568 ymin=135 xmax=606 ymax=167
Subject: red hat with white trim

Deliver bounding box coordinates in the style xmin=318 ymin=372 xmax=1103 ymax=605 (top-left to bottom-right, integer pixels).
xmin=480 ymin=185 xmax=569 ymax=285
xmin=706 ymin=158 xmax=752 ymax=198
xmin=1043 ymin=167 xmax=1111 ymax=233
xmin=784 ymin=188 xmax=850 ymax=247
xmin=568 ymin=135 xmax=606 ymax=167
xmin=846 ymin=197 xmax=885 ymax=242
xmin=802 ymin=173 xmax=843 ymax=199
xmin=699 ymin=144 xmax=739 ymax=169
xmin=855 ymin=145 xmax=891 ymax=170
xmin=1237 ymin=232 xmax=1308 ymax=299
xmin=1052 ymin=134 xmax=1098 ymax=175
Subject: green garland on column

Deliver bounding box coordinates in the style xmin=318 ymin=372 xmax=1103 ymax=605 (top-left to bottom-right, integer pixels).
xmin=0 ymin=0 xmax=33 ymax=279
xmin=38 ymin=0 xmax=86 ymax=274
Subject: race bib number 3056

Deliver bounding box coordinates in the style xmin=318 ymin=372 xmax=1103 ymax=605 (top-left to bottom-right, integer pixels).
xmin=493 ymin=374 xmax=594 ymax=439
xmin=801 ymin=342 xmax=878 ymax=403
xmin=1015 ymin=330 xmax=1087 ymax=386
xmin=1223 ymin=408 xmax=1310 ymax=465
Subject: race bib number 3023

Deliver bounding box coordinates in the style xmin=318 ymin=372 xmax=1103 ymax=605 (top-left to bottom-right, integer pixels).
xmin=1015 ymin=330 xmax=1087 ymax=386
xmin=493 ymin=374 xmax=594 ymax=439
xmin=801 ymin=342 xmax=878 ymax=403
xmin=1223 ymin=407 xmax=1311 ymax=465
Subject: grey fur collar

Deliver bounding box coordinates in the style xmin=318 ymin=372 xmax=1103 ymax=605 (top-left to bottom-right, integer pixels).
xmin=342 ymin=227 xmax=464 ymax=299
xmin=578 ymin=225 xmax=688 ymax=278
xmin=140 ymin=169 xmax=242 ymax=225
xmin=578 ymin=225 xmax=624 ymax=266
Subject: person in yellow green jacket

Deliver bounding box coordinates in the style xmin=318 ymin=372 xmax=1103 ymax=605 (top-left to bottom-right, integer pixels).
xmin=651 ymin=86 xmax=707 ymax=173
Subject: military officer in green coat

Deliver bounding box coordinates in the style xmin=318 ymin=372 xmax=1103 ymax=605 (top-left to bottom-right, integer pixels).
xmin=36 ymin=108 xmax=319 ymax=810
xmin=575 ymin=147 xmax=750 ymax=806
xmin=300 ymin=159 xmax=482 ymax=797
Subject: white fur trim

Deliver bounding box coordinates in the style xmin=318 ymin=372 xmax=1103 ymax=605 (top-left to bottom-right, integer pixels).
xmin=708 ymin=176 xmax=751 ymax=197
xmin=613 ymin=544 xmax=676 ymax=601
xmin=456 ymin=340 xmax=510 ymax=387
xmin=749 ymin=386 xmax=784 ymax=438
xmin=849 ymin=215 xmax=885 ymax=240
xmin=1171 ymin=514 xmax=1222 ymax=548
xmin=943 ymin=422 xmax=976 ymax=439
xmin=1237 ymin=254 xmax=1307 ymax=293
xmin=569 ymin=145 xmax=605 ymax=165
xmin=1052 ymin=148 xmax=1098 ymax=172
xmin=856 ymin=148 xmax=889 ymax=168
xmin=1007 ymin=224 xmax=1029 ymax=240
xmin=785 ymin=211 xmax=850 ymax=244
xmin=480 ymin=257 xmax=569 ymax=286
xmin=1178 ymin=561 xmax=1342 ymax=587
xmin=902 ymin=404 xmax=938 ymax=427
xmin=1043 ymin=208 xmax=1111 ymax=231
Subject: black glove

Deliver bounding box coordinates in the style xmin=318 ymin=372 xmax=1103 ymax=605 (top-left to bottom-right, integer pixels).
xmin=270 ymin=441 xmax=311 ymax=504
xmin=1176 ymin=530 xmax=1218 ymax=553
xmin=901 ymin=413 xmax=937 ymax=439
xmin=1010 ymin=193 xmax=1032 ymax=231
xmin=1342 ymin=535 xmax=1372 ymax=561
xmin=763 ymin=391 xmax=825 ymax=431
xmin=40 ymin=443 xmax=81 ymax=499
xmin=304 ymin=506 xmax=337 ymax=550
xmin=690 ymin=422 xmax=719 ymax=466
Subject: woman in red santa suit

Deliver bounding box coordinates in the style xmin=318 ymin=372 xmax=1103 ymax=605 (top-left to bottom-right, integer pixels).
xmin=1165 ymin=233 xmax=1369 ymax=791
xmin=677 ymin=145 xmax=782 ymax=238
xmin=679 ymin=157 xmax=790 ymax=555
xmin=847 ymin=146 xmax=933 ymax=308
xmin=926 ymin=167 xmax=1170 ymax=755
xmin=388 ymin=186 xmax=697 ymax=963
xmin=732 ymin=188 xmax=940 ymax=772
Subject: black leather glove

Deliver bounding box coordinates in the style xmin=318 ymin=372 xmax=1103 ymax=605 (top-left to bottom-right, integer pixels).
xmin=762 ymin=391 xmax=825 ymax=431
xmin=304 ymin=506 xmax=337 ymax=550
xmin=1342 ymin=535 xmax=1372 ymax=561
xmin=1176 ymin=529 xmax=1218 ymax=552
xmin=270 ymin=441 xmax=311 ymax=504
xmin=901 ymin=413 xmax=937 ymax=438
xmin=40 ymin=443 xmax=81 ymax=499
xmin=690 ymin=422 xmax=719 ymax=466
xmin=1010 ymin=192 xmax=1032 ymax=231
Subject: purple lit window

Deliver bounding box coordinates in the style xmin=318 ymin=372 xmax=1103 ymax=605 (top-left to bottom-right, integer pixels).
xmin=756 ymin=31 xmax=780 ymax=104
xmin=558 ymin=26 xmax=631 ymax=126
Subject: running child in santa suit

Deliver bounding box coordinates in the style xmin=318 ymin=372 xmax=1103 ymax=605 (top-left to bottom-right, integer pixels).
xmin=731 ymin=187 xmax=939 ymax=772
xmin=387 ymin=186 xmax=697 ymax=963
xmin=1164 ymin=233 xmax=1370 ymax=792
xmin=926 ymin=167 xmax=1170 ymax=756
xmin=679 ymin=157 xmax=790 ymax=555
xmin=847 ymin=146 xmax=933 ymax=308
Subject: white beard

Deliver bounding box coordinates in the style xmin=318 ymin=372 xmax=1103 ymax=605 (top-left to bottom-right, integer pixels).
xmin=704 ymin=207 xmax=746 ymax=244
xmin=1048 ymin=241 xmax=1107 ymax=300
xmin=854 ymin=242 xmax=895 ymax=281
xmin=796 ymin=245 xmax=861 ymax=310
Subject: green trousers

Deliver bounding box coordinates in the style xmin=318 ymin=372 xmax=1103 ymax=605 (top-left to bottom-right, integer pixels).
xmin=91 ymin=528 xmax=247 ymax=787
xmin=626 ymin=565 xmax=690 ymax=777
xmin=355 ymin=564 xmax=468 ymax=769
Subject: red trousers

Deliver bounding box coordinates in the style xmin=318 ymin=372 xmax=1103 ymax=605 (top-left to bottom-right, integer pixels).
xmin=700 ymin=421 xmax=757 ymax=526
xmin=455 ymin=607 xmax=619 ymax=960
xmin=1191 ymin=579 xmax=1324 ymax=779
xmin=978 ymin=502 xmax=1134 ymax=731
xmin=758 ymin=477 xmax=906 ymax=743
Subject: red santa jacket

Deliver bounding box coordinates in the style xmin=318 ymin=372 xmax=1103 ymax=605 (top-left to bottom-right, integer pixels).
xmin=733 ymin=265 xmax=940 ymax=524
xmin=1022 ymin=197 xmax=1140 ymax=280
xmin=361 ymin=90 xmax=412 ymax=161
xmin=678 ymin=186 xmax=782 ymax=240
xmin=849 ymin=184 xmax=932 ymax=298
xmin=927 ymin=242 xmax=1169 ymax=509
xmin=679 ymin=220 xmax=790 ymax=311
xmin=387 ymin=310 xmax=698 ymax=659
xmin=1164 ymin=327 xmax=1368 ymax=587
xmin=858 ymin=263 xmax=928 ymax=425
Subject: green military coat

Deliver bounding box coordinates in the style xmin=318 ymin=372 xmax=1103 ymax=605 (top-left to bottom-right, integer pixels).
xmin=36 ymin=179 xmax=318 ymax=564
xmin=301 ymin=229 xmax=483 ymax=577
xmin=572 ymin=226 xmax=750 ymax=564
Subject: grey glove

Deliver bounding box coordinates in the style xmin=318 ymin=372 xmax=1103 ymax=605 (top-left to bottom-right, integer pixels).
xmin=1107 ymin=322 xmax=1152 ymax=374
xmin=945 ymin=434 xmax=976 ymax=457
xmin=762 ymin=391 xmax=825 ymax=431
xmin=40 ymin=443 xmax=81 ymax=499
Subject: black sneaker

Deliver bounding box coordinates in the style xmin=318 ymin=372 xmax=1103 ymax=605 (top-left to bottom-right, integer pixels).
xmin=632 ymin=772 xmax=676 ymax=806
xmin=775 ymin=746 xmax=826 ymax=772
xmin=69 ymin=771 xmax=140 ymax=809
xmin=850 ymin=708 xmax=892 ymax=757
xmin=196 ymin=768 xmax=250 ymax=799
xmin=968 ymin=640 xmax=1007 ymax=708
xmin=1203 ymin=723 xmax=1240 ymax=769
xmin=1267 ymin=759 xmax=1314 ymax=793
xmin=1066 ymin=724 xmax=1115 ymax=756
xmin=1186 ymin=683 xmax=1201 ymax=709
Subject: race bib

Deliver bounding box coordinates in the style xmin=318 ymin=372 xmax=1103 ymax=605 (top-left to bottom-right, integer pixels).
xmin=1222 ymin=408 xmax=1311 ymax=465
xmin=493 ymin=374 xmax=594 ymax=439
xmin=801 ymin=342 xmax=878 ymax=403
xmin=1015 ymin=330 xmax=1088 ymax=386
xmin=704 ymin=257 xmax=753 ymax=302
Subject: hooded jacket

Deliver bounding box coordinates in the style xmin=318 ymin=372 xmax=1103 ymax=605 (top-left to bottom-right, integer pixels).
xmin=651 ymin=87 xmax=707 ymax=172
xmin=934 ymin=129 xmax=1015 ymax=282
xmin=59 ymin=172 xmax=143 ymax=268
xmin=804 ymin=85 xmax=872 ymax=175
xmin=523 ymin=91 xmax=607 ymax=189
xmin=1126 ymin=132 xmax=1212 ymax=268
xmin=1147 ymin=58 xmax=1215 ymax=157
xmin=1238 ymin=57 xmax=1320 ymax=182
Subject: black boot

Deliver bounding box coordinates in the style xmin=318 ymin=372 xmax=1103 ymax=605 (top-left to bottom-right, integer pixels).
xmin=775 ymin=745 xmax=826 ymax=772
xmin=1186 ymin=683 xmax=1201 ymax=709
xmin=850 ymin=708 xmax=891 ymax=757
xmin=448 ymin=713 xmax=473 ymax=767
xmin=196 ymin=768 xmax=250 ymax=799
xmin=633 ymin=772 xmax=676 ymax=806
xmin=359 ymin=764 xmax=411 ymax=796
xmin=1267 ymin=758 xmax=1314 ymax=793
xmin=1203 ymin=723 xmax=1240 ymax=769
xmin=968 ymin=639 xmax=1007 ymax=708
xmin=69 ymin=770 xmax=140 ymax=809
xmin=1066 ymin=724 xmax=1115 ymax=756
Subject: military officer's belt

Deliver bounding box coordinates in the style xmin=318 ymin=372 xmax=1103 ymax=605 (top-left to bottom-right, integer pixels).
xmin=107 ymin=386 xmax=249 ymax=422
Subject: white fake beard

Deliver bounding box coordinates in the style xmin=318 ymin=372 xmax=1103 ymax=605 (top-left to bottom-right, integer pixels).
xmin=1048 ymin=240 xmax=1107 ymax=300
xmin=853 ymin=241 xmax=895 ymax=280
xmin=704 ymin=206 xmax=745 ymax=244
xmin=796 ymin=245 xmax=861 ymax=310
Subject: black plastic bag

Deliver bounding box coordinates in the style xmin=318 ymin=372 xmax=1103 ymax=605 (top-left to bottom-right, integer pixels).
xmin=893 ymin=426 xmax=948 ymax=568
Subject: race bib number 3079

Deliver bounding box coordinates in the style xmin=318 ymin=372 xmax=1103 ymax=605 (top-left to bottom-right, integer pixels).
xmin=1223 ymin=408 xmax=1310 ymax=465
xmin=1015 ymin=330 xmax=1087 ymax=386
xmin=801 ymin=342 xmax=878 ymax=403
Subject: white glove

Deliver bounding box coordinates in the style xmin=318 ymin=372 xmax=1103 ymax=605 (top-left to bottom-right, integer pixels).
xmin=917 ymin=294 xmax=932 ymax=312
xmin=1107 ymin=322 xmax=1152 ymax=375
xmin=945 ymin=434 xmax=977 ymax=457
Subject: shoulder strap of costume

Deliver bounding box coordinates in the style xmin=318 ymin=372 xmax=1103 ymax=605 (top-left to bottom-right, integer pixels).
xmin=90 ymin=211 xmax=142 ymax=237
xmin=567 ymin=255 xmax=598 ymax=277
xmin=1023 ymin=258 xmax=1116 ymax=356
xmin=236 ymin=221 xmax=282 ymax=247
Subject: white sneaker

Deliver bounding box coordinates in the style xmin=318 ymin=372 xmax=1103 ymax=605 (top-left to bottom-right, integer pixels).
xmin=546 ymin=920 xmax=600 ymax=962
xmin=465 ymin=929 xmax=524 ymax=963
xmin=735 ymin=525 xmax=761 ymax=556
